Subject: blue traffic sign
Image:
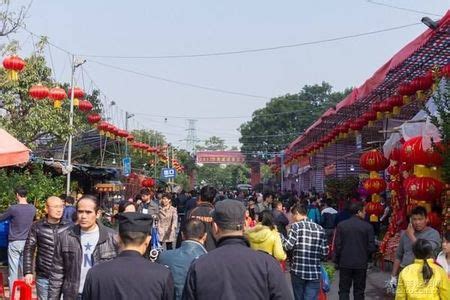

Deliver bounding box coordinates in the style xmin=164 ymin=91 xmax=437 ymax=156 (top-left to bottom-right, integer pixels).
xmin=161 ymin=168 xmax=177 ymax=179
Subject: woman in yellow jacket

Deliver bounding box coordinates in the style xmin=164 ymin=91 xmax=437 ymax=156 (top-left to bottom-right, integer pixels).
xmin=245 ymin=211 xmax=287 ymax=261
xmin=396 ymin=239 xmax=449 ymax=300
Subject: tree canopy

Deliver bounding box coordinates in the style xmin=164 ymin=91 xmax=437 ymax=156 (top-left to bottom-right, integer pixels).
xmin=196 ymin=136 xmax=227 ymax=151
xmin=239 ymin=82 xmax=352 ymax=160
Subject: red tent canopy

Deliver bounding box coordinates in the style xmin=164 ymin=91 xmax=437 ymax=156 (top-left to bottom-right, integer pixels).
xmin=0 ymin=129 xmax=30 ymax=167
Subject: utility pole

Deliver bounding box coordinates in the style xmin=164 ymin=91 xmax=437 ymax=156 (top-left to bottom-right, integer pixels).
xmin=125 ymin=111 xmax=134 ymax=157
xmin=280 ymin=150 xmax=285 ymax=192
xmin=66 ymin=55 xmax=86 ymax=196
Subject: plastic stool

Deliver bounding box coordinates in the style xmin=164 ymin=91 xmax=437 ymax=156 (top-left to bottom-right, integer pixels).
xmin=10 ymin=279 xmax=33 ymax=300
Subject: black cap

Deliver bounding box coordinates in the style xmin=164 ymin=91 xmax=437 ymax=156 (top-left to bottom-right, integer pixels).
xmin=117 ymin=212 xmax=152 ymax=234
xmin=211 ymin=199 xmax=245 ymax=230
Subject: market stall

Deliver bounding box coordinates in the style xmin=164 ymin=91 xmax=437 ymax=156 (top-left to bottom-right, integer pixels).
xmin=0 ymin=129 xmax=30 ymax=167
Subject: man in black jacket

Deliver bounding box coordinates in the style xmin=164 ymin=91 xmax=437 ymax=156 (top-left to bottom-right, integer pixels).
xmin=23 ymin=196 xmax=71 ymax=300
xmin=177 ymin=186 xmax=217 ymax=251
xmin=48 ymin=195 xmax=119 ymax=300
xmin=82 ymin=212 xmax=174 ymax=300
xmin=334 ymin=202 xmax=376 ymax=300
xmin=182 ymin=199 xmax=291 ymax=300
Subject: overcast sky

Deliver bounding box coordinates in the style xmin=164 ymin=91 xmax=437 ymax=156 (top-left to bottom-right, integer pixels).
xmin=12 ymin=0 xmax=449 ymax=149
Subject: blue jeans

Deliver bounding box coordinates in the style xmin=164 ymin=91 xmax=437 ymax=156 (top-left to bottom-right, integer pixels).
xmin=291 ymin=272 xmax=320 ymax=300
xmin=8 ymin=240 xmax=26 ymax=291
xmin=36 ymin=276 xmax=49 ymax=300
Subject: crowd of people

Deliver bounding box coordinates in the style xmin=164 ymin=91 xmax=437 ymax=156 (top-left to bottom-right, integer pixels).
xmin=0 ymin=185 xmax=448 ymax=299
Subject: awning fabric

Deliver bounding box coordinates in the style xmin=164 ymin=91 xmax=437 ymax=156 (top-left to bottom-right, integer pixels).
xmin=0 ymin=129 xmax=30 ymax=167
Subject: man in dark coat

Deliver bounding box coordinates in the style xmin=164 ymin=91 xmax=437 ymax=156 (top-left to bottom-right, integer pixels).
xmin=82 ymin=212 xmax=174 ymax=300
xmin=182 ymin=199 xmax=291 ymax=300
xmin=334 ymin=202 xmax=376 ymax=300
xmin=177 ymin=186 xmax=217 ymax=251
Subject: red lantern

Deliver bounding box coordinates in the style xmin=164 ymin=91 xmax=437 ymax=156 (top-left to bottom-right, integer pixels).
xmin=362 ymin=111 xmax=377 ymax=127
xmin=87 ymin=113 xmax=101 ymax=124
xmin=365 ymin=202 xmax=384 ymax=222
xmin=405 ymin=177 xmax=444 ymax=202
xmin=360 ymin=150 xmax=389 ymax=172
xmin=48 ymin=87 xmax=67 ymax=108
xmin=3 ymin=55 xmax=26 ymax=81
xmin=28 ymin=84 xmax=49 ymax=100
xmin=117 ymin=129 xmax=129 ymax=138
xmin=78 ymin=100 xmax=93 ymax=112
xmin=363 ymin=178 xmax=387 ymax=195
xmin=379 ymin=100 xmax=392 ymax=113
xmin=68 ymin=87 xmax=85 ymax=106
xmin=388 ymin=95 xmax=403 ymax=115
xmin=416 ymin=71 xmax=434 ymax=91
xmin=349 ymin=119 xmax=366 ymax=132
xmin=127 ymin=134 xmax=135 ymax=142
xmin=441 ymin=63 xmax=450 ymax=78
xmin=397 ymin=83 xmax=415 ymax=104
xmin=401 ymin=136 xmax=443 ymax=167
xmin=97 ymin=121 xmax=109 ymax=134
xmin=142 ymin=178 xmax=155 ymax=188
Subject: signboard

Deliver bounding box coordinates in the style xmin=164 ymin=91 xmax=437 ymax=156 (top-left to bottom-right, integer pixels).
xmin=122 ymin=157 xmax=131 ymax=176
xmin=161 ymin=168 xmax=177 ymax=179
xmin=196 ymin=151 xmax=245 ymax=165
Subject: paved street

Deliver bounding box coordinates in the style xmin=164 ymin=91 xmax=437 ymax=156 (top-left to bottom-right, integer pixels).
xmin=327 ymin=266 xmax=394 ymax=300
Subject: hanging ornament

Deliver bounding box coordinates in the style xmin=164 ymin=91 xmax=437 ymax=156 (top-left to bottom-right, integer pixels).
xmin=142 ymin=178 xmax=155 ymax=188
xmin=360 ymin=149 xmax=389 ymax=176
xmin=365 ymin=201 xmax=384 ymax=222
xmin=397 ymin=83 xmax=415 ymax=104
xmin=78 ymin=100 xmax=93 ymax=112
xmin=28 ymin=84 xmax=49 ymax=100
xmin=48 ymin=87 xmax=67 ymax=108
xmin=405 ymin=177 xmax=444 ymax=202
xmin=87 ymin=113 xmax=101 ymax=124
xmin=401 ymin=136 xmax=443 ymax=167
xmin=2 ymin=55 xmax=26 ymax=81
xmin=388 ymin=95 xmax=403 ymax=116
xmin=362 ymin=111 xmax=377 ymax=127
xmin=68 ymin=87 xmax=85 ymax=106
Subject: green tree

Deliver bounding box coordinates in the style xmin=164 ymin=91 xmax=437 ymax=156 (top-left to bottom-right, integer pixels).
xmin=196 ymin=136 xmax=226 ymax=151
xmin=239 ymin=82 xmax=351 ymax=160
xmin=197 ymin=164 xmax=250 ymax=189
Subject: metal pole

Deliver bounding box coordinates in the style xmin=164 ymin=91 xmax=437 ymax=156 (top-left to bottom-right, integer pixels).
xmin=66 ymin=55 xmax=76 ymax=196
xmin=125 ymin=111 xmax=129 ymax=157
xmin=280 ymin=150 xmax=284 ymax=192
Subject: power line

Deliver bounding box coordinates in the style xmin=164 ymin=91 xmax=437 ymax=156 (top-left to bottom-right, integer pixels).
xmin=79 ymin=22 xmax=422 ymax=59
xmin=87 ymin=60 xmax=268 ymax=100
xmin=366 ymin=0 xmax=442 ymax=17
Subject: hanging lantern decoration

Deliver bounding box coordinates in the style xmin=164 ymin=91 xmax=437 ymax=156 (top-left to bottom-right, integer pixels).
xmin=365 ymin=201 xmax=384 ymax=222
xmin=28 ymin=84 xmax=49 ymax=100
xmin=405 ymin=177 xmax=444 ymax=202
xmin=362 ymin=111 xmax=377 ymax=127
xmin=401 ymin=136 xmax=443 ymax=167
xmin=387 ymin=165 xmax=400 ymax=176
xmin=68 ymin=87 xmax=85 ymax=106
xmin=127 ymin=134 xmax=135 ymax=142
xmin=397 ymin=82 xmax=415 ymax=104
xmin=87 ymin=113 xmax=101 ymax=124
xmin=2 ymin=55 xmax=26 ymax=81
xmin=371 ymin=102 xmax=384 ymax=120
xmin=142 ymin=178 xmax=155 ymax=188
xmin=441 ymin=63 xmax=450 ymax=78
xmin=78 ymin=100 xmax=93 ymax=112
xmin=48 ymin=87 xmax=67 ymax=108
xmin=412 ymin=71 xmax=434 ymax=101
xmin=388 ymin=95 xmax=403 ymax=115
xmin=360 ymin=149 xmax=389 ymax=176
xmin=97 ymin=121 xmax=110 ymax=135
xmin=363 ymin=178 xmax=387 ymax=195
xmin=389 ymin=146 xmax=402 ymax=163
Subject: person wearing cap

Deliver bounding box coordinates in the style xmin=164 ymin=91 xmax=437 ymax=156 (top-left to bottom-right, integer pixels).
xmin=182 ymin=199 xmax=291 ymax=300
xmin=82 ymin=212 xmax=174 ymax=300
